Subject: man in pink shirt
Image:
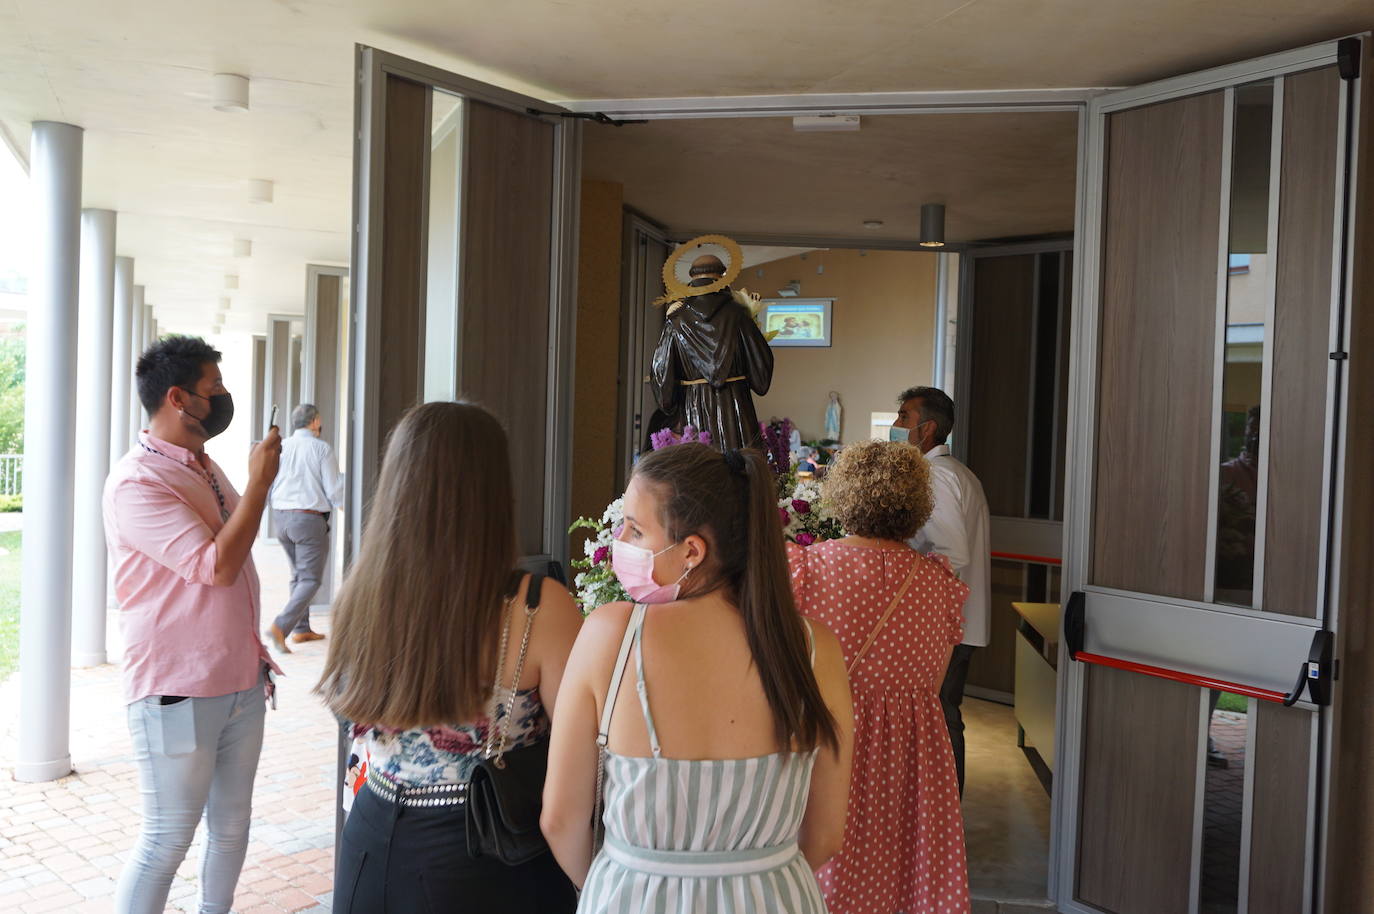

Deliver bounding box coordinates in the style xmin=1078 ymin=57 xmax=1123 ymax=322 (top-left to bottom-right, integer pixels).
xmin=103 ymin=335 xmax=282 ymax=914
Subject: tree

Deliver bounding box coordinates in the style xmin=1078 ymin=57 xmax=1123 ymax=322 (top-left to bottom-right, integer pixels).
xmin=0 ymin=332 xmax=25 ymax=454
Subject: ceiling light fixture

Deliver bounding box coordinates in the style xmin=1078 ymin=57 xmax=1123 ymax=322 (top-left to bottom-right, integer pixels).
xmin=920 ymin=203 xmax=946 ymax=248
xmin=218 ymin=297 xmax=231 ymax=313
xmin=247 ymin=179 xmax=274 ymax=204
xmin=212 ymin=74 xmax=251 ymax=113
xmin=777 ymin=280 xmax=802 ymax=297
xmin=224 ymin=275 xmax=239 ymax=290
xmin=862 ymin=220 xmax=884 ymax=230
xmin=233 ymin=238 xmax=252 ymax=257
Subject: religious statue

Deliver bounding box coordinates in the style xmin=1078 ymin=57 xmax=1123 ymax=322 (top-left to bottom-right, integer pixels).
xmin=650 ymin=235 xmax=774 ymax=451
xmin=825 ymin=391 xmax=842 ymax=442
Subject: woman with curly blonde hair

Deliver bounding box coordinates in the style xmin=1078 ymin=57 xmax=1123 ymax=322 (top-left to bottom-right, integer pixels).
xmin=788 ymin=439 xmax=972 ymax=913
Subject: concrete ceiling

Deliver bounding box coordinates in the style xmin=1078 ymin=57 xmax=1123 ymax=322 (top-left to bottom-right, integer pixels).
xmin=583 ymin=112 xmax=1080 ymax=243
xmin=0 ymin=0 xmax=1366 ymax=332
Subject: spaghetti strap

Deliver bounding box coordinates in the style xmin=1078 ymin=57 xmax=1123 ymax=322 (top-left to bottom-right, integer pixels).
xmin=631 ymin=615 xmax=663 ymax=758
xmin=598 ymin=604 xmax=647 ymax=751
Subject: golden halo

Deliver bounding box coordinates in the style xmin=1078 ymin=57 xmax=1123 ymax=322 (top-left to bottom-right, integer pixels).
xmin=656 ymin=234 xmax=744 ymax=304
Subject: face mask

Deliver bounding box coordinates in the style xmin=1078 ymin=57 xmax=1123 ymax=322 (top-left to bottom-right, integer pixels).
xmin=184 ymin=391 xmax=235 ymax=439
xmin=612 ymin=539 xmax=692 ymax=604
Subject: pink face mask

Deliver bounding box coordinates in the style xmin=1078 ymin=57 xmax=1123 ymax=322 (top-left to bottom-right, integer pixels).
xmin=612 ymin=539 xmax=691 ymax=604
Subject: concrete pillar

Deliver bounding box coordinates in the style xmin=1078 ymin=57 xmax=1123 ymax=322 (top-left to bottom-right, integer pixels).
xmin=251 ymin=334 xmax=267 ymax=437
xmin=17 ymin=121 xmax=82 ymax=782
xmin=72 ymin=209 xmax=115 ymax=668
xmin=128 ymin=284 xmax=145 ymax=443
xmin=110 ymin=257 xmax=134 ymax=465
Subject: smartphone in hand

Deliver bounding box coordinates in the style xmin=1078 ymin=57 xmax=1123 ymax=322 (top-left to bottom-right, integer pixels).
xmin=268 ymin=404 xmax=279 ymax=435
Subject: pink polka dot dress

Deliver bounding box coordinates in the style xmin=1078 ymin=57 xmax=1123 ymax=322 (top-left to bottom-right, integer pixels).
xmin=788 ymin=541 xmax=972 ymax=914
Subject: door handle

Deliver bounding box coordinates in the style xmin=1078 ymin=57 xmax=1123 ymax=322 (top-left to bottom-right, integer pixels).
xmin=1281 ymin=630 xmax=1335 ymax=707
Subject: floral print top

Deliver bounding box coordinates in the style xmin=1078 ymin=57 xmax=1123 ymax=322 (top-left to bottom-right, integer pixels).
xmin=356 ymin=687 xmax=549 ymax=787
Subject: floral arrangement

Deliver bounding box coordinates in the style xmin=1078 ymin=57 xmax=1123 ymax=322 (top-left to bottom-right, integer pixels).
xmin=567 ymin=419 xmax=846 ymax=614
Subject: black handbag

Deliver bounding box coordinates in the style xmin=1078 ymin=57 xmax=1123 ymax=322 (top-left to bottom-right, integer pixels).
xmin=466 ymin=574 xmax=552 ymax=864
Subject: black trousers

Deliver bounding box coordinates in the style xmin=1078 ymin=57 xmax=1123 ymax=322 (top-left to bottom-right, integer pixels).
xmin=334 ymin=784 xmax=577 ymax=914
xmin=939 ymin=643 xmax=978 ymax=796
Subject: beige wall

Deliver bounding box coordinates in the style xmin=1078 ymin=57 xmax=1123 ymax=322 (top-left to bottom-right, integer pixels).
xmin=570 ymin=179 xmax=624 ymax=541
xmin=747 ymin=248 xmax=939 ymax=442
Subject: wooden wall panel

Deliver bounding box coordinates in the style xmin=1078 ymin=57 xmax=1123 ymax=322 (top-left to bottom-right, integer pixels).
xmin=967 ymin=254 xmax=1035 ymax=517
xmin=314 ymin=273 xmax=342 ymax=447
xmin=1076 ymin=666 xmax=1199 ymax=913
xmin=966 ymin=559 xmax=1024 ymax=694
xmin=1092 ymin=92 xmax=1223 ymax=599
xmin=1246 ymin=701 xmax=1311 ymax=914
xmin=460 ymin=101 xmax=555 ymax=556
xmin=1263 ymin=66 xmax=1340 ymax=618
xmin=376 ymin=74 xmax=427 ymax=452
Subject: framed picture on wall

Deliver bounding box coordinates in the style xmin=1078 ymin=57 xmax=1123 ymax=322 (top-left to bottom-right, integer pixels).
xmin=761 ymin=298 xmax=833 ymax=347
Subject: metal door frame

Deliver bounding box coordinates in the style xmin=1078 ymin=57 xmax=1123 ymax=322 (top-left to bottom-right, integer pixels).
xmin=1054 ymin=35 xmax=1363 ymax=914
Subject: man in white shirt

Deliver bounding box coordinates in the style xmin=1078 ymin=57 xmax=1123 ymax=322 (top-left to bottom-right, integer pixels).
xmin=265 ymin=403 xmax=344 ymax=652
xmin=895 ymin=386 xmax=990 ymax=795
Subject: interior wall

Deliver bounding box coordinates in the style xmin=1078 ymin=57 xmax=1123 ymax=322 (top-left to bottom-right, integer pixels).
xmin=746 ymin=248 xmax=938 ymax=442
xmin=570 ymin=179 xmax=624 ymax=543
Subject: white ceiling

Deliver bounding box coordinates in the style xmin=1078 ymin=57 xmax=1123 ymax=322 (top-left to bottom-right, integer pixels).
xmin=0 ymin=0 xmax=1366 ymax=333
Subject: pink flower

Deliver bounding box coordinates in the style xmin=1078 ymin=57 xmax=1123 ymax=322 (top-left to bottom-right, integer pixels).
xmin=791 ymin=499 xmax=812 ymax=515
xmin=778 ymin=507 xmax=790 ymax=526
xmin=593 ymin=546 xmax=609 ymax=565
xmin=612 ymin=524 xmax=623 ymax=538
xmin=795 ymin=532 xmax=816 ymax=546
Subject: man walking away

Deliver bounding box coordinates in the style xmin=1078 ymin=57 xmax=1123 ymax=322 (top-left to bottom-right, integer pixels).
xmin=265 ymin=403 xmax=344 ymax=652
xmin=104 ymin=335 xmax=282 ymax=914
xmin=894 ymin=385 xmax=991 ymax=796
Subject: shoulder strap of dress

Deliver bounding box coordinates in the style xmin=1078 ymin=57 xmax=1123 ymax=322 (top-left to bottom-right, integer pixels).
xmin=597 ymin=603 xmax=647 ymax=748
xmin=846 ymin=557 xmax=923 ymax=676
xmin=803 ymin=618 xmax=816 ymax=668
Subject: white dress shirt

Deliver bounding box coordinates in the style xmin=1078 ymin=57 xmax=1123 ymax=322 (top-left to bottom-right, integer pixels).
xmin=909 ymin=444 xmax=992 ymax=647
xmin=269 ymin=428 xmax=345 ymax=512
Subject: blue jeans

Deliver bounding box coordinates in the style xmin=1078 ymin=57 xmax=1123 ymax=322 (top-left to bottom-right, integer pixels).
xmin=116 ymin=676 xmax=266 ymax=914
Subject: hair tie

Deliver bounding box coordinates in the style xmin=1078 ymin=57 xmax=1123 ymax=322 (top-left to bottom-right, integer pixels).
xmin=723 ymin=448 xmax=748 ymax=476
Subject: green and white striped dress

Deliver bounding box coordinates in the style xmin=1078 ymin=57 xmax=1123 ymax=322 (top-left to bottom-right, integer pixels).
xmin=578 ymin=604 xmax=827 ymax=913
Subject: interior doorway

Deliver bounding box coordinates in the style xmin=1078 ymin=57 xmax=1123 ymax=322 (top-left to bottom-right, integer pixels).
xmin=583 ymin=110 xmax=1079 ymax=908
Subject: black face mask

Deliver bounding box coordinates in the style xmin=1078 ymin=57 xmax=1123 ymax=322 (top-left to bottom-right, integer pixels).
xmin=183 ymin=390 xmax=235 ymax=439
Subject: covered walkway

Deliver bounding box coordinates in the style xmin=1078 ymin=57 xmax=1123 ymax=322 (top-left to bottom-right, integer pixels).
xmin=0 ymin=546 xmax=338 ymax=913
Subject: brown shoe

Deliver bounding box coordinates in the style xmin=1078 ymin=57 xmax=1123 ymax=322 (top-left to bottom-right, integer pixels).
xmin=290 ymin=630 xmax=326 ymax=644
xmin=266 ymin=624 xmax=293 ymax=654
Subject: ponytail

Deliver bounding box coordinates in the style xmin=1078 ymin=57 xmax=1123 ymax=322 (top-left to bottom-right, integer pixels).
xmin=633 ymin=443 xmax=839 ymax=753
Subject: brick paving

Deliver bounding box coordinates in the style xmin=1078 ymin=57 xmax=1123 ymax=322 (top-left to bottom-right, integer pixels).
xmin=0 ymin=544 xmax=340 ymax=913
xmin=1200 ymin=707 xmax=1248 ymax=913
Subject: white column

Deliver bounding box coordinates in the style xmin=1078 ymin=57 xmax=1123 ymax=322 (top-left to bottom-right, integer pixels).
xmin=128 ymin=284 xmax=145 ymax=443
xmin=144 ymin=303 xmax=154 ymax=348
xmin=73 ymin=210 xmax=116 ymax=667
xmin=110 ymin=258 xmax=134 ymax=465
xmin=17 ymin=121 xmax=82 ymax=782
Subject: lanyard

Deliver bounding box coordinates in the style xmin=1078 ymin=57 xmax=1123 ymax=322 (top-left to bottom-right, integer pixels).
xmin=140 ymin=441 xmax=231 ymax=523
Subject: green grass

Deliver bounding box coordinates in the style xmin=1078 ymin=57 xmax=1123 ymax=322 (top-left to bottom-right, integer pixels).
xmin=1216 ymin=691 xmax=1248 ymax=713
xmin=0 ymin=531 xmax=20 ymax=682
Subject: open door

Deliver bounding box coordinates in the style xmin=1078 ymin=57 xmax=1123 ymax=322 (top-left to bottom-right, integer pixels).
xmin=616 ymin=213 xmax=670 ymax=486
xmin=346 ymin=45 xmax=580 ymax=575
xmin=1056 ymin=36 xmax=1369 ymax=914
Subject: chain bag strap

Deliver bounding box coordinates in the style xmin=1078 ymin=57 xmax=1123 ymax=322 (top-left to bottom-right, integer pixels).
xmin=466 ymin=574 xmax=552 ymax=865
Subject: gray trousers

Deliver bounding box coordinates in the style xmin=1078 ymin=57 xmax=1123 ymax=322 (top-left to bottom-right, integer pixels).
xmin=272 ymin=510 xmax=330 ymax=635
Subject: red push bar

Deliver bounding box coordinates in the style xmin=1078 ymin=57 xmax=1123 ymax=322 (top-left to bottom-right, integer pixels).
xmin=991 ymin=551 xmax=1063 ymax=566
xmin=1075 ymin=651 xmax=1288 ymax=704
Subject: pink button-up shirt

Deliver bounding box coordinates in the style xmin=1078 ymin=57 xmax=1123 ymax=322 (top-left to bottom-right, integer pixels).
xmin=103 ymin=431 xmax=282 ymax=703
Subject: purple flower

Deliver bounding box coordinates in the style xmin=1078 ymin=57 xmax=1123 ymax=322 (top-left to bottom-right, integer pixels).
xmin=650 ymin=425 xmax=714 ymax=451
xmin=612 ymin=524 xmax=623 ymax=538
xmin=778 ymin=507 xmax=791 ymax=526
xmin=791 ymin=499 xmax=811 ymax=515
xmin=795 ymin=532 xmax=816 ymax=546
xmin=592 ymin=545 xmax=609 ymax=565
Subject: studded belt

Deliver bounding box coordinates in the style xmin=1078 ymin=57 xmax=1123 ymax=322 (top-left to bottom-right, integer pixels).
xmin=365 ymin=767 xmax=468 ymax=808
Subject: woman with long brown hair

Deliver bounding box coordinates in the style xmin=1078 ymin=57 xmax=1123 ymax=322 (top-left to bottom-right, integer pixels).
xmin=541 ymin=443 xmax=854 ymax=912
xmin=317 ymin=401 xmax=582 ymax=912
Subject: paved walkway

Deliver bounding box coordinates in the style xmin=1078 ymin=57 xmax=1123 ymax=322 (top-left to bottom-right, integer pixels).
xmin=0 ymin=544 xmax=339 ymax=913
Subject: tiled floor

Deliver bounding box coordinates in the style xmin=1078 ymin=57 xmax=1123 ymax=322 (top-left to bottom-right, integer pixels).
xmin=0 ymin=544 xmax=340 ymax=913
xmin=962 ymin=698 xmax=1053 ymax=904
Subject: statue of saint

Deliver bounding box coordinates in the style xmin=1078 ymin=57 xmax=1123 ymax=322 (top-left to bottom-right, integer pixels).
xmin=650 ymin=236 xmax=774 ymax=451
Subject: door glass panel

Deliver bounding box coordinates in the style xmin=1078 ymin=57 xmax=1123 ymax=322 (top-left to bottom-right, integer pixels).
xmin=1213 ymin=80 xmax=1274 ymax=608
xmin=1200 ymin=692 xmax=1250 ymax=913
xmin=425 ymin=89 xmax=464 ymax=401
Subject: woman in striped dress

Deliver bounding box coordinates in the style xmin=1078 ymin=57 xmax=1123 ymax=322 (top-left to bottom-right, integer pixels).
xmin=542 ymin=444 xmax=854 ymax=912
